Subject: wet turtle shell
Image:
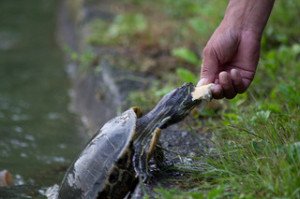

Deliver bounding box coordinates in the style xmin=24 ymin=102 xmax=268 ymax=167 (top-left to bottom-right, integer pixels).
xmin=58 ymin=108 xmax=141 ymax=199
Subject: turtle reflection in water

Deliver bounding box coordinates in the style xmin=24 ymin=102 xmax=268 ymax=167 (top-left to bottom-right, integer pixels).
xmin=58 ymin=83 xmax=213 ymax=199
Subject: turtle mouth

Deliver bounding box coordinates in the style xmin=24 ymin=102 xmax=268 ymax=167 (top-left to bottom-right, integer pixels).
xmin=168 ymin=83 xmax=195 ymax=102
xmin=140 ymin=83 xmax=201 ymax=130
xmin=176 ymin=82 xmax=198 ymax=106
xmin=157 ymin=83 xmax=199 ymax=128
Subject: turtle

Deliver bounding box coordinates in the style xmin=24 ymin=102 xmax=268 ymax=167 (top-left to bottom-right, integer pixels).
xmin=58 ymin=83 xmax=213 ymax=199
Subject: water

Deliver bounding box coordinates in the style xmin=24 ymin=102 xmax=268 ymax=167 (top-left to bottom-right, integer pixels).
xmin=0 ymin=0 xmax=86 ymax=191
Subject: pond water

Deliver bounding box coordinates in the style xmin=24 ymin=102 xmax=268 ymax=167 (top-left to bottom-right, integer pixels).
xmin=0 ymin=0 xmax=87 ymax=194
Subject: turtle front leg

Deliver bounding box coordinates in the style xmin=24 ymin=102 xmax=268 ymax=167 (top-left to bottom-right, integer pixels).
xmin=133 ymin=128 xmax=161 ymax=183
xmin=152 ymin=142 xmax=167 ymax=168
xmin=133 ymin=143 xmax=150 ymax=183
xmin=147 ymin=128 xmax=161 ymax=160
xmin=148 ymin=128 xmax=168 ymax=168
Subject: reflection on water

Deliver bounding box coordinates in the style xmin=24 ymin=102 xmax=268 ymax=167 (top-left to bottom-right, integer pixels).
xmin=0 ymin=0 xmax=86 ymax=189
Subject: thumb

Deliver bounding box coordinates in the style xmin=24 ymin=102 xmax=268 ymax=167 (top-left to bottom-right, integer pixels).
xmin=197 ymin=48 xmax=219 ymax=86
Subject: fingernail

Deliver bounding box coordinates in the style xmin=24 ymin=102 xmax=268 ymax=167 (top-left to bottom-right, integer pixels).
xmin=197 ymin=78 xmax=207 ymax=87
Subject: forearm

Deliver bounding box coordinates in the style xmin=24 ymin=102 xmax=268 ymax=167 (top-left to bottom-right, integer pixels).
xmin=222 ymin=0 xmax=275 ymax=37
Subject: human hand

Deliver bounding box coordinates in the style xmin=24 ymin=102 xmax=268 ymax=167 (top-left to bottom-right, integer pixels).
xmin=199 ymin=26 xmax=260 ymax=99
xmin=198 ymin=0 xmax=274 ymax=99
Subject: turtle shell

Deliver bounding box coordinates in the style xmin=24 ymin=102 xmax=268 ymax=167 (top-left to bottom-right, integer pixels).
xmin=58 ymin=108 xmax=139 ymax=199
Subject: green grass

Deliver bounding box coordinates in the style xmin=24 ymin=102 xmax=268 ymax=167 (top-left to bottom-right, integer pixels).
xmin=198 ymin=40 xmax=300 ymax=198
xmin=152 ymin=43 xmax=300 ymax=198
xmin=155 ymin=33 xmax=299 ymax=199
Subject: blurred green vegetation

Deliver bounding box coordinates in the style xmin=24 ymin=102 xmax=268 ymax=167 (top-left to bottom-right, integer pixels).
xmin=87 ymin=13 xmax=148 ymax=46
xmin=82 ymin=0 xmax=300 ymax=198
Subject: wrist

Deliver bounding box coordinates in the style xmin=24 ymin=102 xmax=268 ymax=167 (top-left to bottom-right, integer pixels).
xmin=221 ymin=0 xmax=274 ymax=37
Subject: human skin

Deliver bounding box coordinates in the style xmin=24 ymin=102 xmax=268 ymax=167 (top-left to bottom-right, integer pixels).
xmin=199 ymin=0 xmax=275 ymax=99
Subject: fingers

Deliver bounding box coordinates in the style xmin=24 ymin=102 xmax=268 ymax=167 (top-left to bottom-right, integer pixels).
xmin=211 ymin=69 xmax=248 ymax=99
xmin=230 ymin=69 xmax=245 ymax=93
xmin=211 ymin=84 xmax=223 ymax=99
xmin=219 ymin=71 xmax=236 ymax=99
xmin=198 ymin=40 xmax=254 ymax=99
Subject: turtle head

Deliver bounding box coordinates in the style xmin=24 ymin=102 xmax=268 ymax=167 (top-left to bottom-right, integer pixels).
xmin=148 ymin=83 xmax=213 ymax=129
